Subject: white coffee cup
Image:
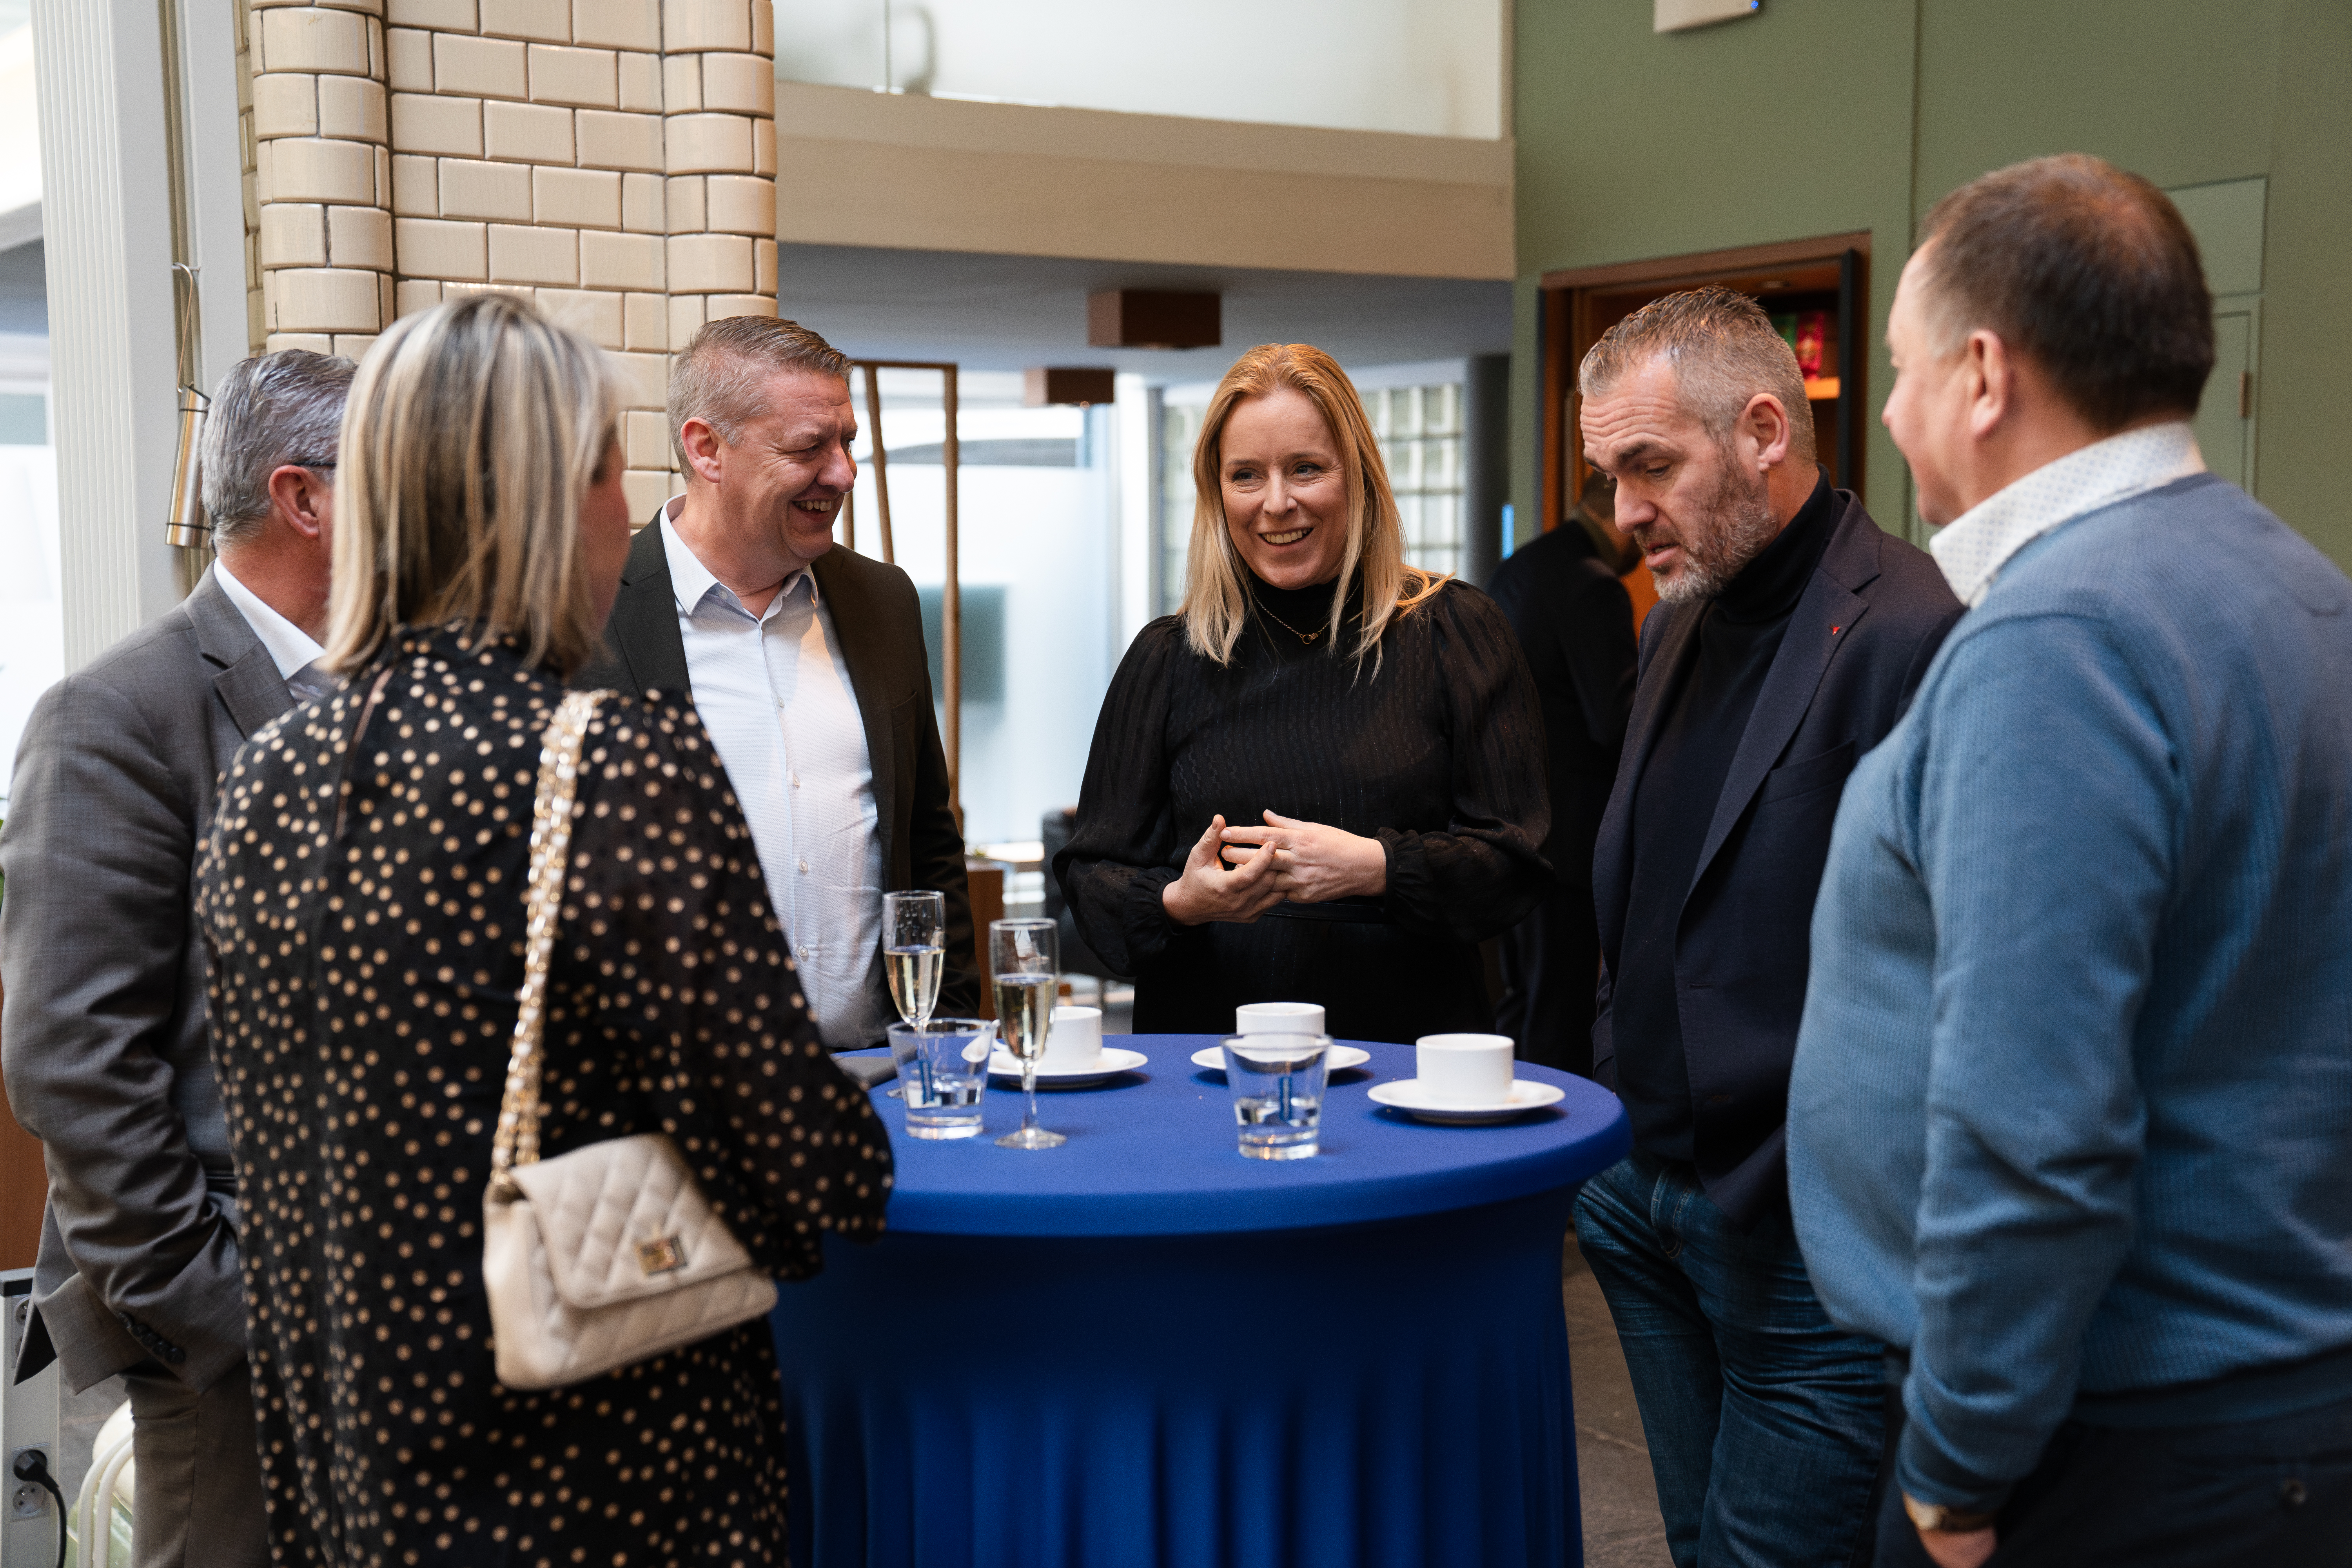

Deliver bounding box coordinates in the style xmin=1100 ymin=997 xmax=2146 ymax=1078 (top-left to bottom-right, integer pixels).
xmin=1045 ymin=1005 xmax=1104 ymax=1069
xmin=1416 ymin=1033 xmax=1515 ymax=1103
xmin=1238 ymin=1001 xmax=1326 ymax=1037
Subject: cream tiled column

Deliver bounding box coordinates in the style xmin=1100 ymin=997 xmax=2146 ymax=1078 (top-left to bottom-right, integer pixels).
xmin=238 ymin=0 xmax=268 ymax=355
xmin=250 ymin=1 xmax=396 ymax=359
xmin=659 ymin=0 xmax=779 ymax=337
xmin=654 ymin=0 xmax=777 ymax=517
xmin=650 ymin=0 xmax=783 ymax=510
xmin=371 ymin=0 xmax=778 ymax=518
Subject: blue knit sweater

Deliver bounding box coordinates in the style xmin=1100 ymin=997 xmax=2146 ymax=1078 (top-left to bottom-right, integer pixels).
xmin=1788 ymin=474 xmax=2352 ymax=1510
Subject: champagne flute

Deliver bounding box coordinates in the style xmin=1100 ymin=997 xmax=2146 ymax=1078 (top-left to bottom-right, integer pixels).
xmin=991 ymin=918 xmax=1064 ymax=1150
xmin=882 ymin=891 xmax=946 ymax=1100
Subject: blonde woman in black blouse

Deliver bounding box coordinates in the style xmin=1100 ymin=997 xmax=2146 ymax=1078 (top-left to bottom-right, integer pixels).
xmin=194 ymin=294 xmax=891 ymax=1568
xmin=1054 ymin=343 xmax=1551 ymax=1044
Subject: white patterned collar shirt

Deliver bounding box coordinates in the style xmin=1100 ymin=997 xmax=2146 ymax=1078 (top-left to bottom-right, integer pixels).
xmin=212 ymin=559 xmax=332 ymax=702
xmin=658 ymin=504 xmax=886 ymax=1050
xmin=1928 ymin=420 xmax=2205 ymax=607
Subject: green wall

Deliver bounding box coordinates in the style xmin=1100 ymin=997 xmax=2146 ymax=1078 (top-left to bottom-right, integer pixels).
xmin=1512 ymin=0 xmax=2352 ymax=568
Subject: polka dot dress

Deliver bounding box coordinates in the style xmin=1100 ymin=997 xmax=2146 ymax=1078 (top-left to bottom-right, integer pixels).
xmin=195 ymin=627 xmax=893 ymax=1567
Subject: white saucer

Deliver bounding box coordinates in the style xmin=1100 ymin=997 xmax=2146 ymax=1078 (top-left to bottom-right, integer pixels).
xmin=1366 ymin=1078 xmax=1565 ymax=1124
xmin=987 ymin=1046 xmax=1149 ymax=1087
xmin=1190 ymin=1045 xmax=1372 ymax=1075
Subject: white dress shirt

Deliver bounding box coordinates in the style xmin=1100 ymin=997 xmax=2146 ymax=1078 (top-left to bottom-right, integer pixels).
xmin=658 ymin=508 xmax=886 ymax=1049
xmin=212 ymin=559 xmax=332 ymax=701
xmin=1928 ymin=421 xmax=2206 ymax=607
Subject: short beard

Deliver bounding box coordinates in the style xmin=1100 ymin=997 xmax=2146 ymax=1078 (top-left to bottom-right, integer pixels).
xmin=1642 ymin=454 xmax=1784 ymax=605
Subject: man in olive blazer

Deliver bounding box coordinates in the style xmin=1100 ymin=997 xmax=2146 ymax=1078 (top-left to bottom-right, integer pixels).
xmin=574 ymin=507 xmax=980 ymax=1034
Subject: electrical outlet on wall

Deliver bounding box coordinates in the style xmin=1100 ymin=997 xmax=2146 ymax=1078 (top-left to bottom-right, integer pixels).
xmin=8 ymin=1447 xmax=51 ymax=1519
xmin=4 ymin=1270 xmax=65 ymax=1563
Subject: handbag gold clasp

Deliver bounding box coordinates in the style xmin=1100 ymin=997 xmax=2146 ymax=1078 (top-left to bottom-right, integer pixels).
xmin=637 ymin=1236 xmax=688 ymax=1276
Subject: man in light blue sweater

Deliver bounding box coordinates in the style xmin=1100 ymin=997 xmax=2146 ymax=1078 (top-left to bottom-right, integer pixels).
xmin=1788 ymin=153 xmax=2352 ymax=1568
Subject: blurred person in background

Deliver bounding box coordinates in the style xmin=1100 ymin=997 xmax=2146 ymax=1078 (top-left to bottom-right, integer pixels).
xmin=1488 ymin=469 xmax=1638 ymax=1077
xmin=1576 ymin=287 xmax=1961 ymax=1567
xmin=1791 ymin=153 xmax=2352 ymax=1568
xmin=1055 ymin=342 xmax=1550 ymax=1044
xmin=0 ymin=348 xmax=348 ymax=1568
xmin=574 ymin=315 xmax=978 ymax=1046
xmin=194 ymin=294 xmax=891 ymax=1564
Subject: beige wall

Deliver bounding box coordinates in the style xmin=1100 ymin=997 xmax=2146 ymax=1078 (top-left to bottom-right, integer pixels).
xmin=776 ymin=83 xmax=1516 ymax=281
xmin=248 ymin=0 xmax=783 ymax=517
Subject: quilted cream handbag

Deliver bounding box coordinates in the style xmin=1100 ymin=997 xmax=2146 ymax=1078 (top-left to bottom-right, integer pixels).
xmin=482 ymin=689 xmax=779 ymax=1391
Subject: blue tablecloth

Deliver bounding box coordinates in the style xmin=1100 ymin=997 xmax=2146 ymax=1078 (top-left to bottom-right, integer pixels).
xmin=770 ymin=1035 xmax=1630 ymax=1568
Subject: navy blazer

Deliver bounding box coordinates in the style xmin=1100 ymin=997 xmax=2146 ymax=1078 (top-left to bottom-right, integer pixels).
xmin=1592 ymin=490 xmax=1962 ymax=1226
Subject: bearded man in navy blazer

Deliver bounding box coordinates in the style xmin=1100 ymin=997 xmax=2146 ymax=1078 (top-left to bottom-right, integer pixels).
xmin=1573 ymin=287 xmax=1962 ymax=1566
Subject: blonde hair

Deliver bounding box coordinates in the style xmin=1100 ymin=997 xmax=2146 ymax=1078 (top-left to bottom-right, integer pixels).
xmin=1181 ymin=343 xmax=1446 ymax=667
xmin=324 ymin=293 xmax=620 ymax=677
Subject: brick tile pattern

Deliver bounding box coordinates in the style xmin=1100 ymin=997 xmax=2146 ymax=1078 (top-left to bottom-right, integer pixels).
xmin=239 ymin=0 xmax=267 ymax=356
xmin=251 ymin=0 xmax=397 ymax=359
xmin=250 ymin=0 xmax=777 ymax=501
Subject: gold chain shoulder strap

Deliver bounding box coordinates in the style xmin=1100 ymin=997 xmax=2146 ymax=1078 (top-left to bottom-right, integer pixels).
xmin=490 ymin=688 xmax=610 ymax=1196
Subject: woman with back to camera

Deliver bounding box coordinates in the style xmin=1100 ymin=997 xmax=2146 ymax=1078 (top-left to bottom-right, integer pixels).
xmin=1054 ymin=344 xmax=1550 ymax=1044
xmin=194 ymin=293 xmax=891 ymax=1567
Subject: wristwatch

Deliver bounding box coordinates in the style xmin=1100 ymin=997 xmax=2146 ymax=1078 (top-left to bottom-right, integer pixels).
xmin=1903 ymin=1493 xmax=1998 ymax=1534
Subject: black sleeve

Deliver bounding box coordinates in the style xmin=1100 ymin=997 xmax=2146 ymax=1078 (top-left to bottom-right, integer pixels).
xmin=557 ymin=698 xmax=895 ymax=1277
xmin=1591 ymin=603 xmax=1667 ymax=1089
xmin=1052 ymin=621 xmax=1196 ymax=979
xmin=1558 ymin=571 xmax=1639 ymax=754
xmin=1489 ymin=547 xmax=1638 ymax=756
xmin=1377 ymin=587 xmax=1555 ymax=946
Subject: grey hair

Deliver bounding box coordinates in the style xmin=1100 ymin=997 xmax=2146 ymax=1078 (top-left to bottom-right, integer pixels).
xmin=198 ymin=350 xmax=357 ymax=547
xmin=667 ymin=314 xmax=853 ymax=467
xmin=1578 ymin=286 xmax=1817 ymax=466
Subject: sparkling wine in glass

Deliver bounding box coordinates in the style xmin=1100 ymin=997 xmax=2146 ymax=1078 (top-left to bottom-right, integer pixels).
xmin=990 ymin=918 xmax=1064 ymax=1150
xmin=883 ymin=891 xmax=946 ymax=1099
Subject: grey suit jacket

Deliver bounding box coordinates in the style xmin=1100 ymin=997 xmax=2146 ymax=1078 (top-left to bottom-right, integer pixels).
xmin=0 ymin=569 xmax=298 ymax=1392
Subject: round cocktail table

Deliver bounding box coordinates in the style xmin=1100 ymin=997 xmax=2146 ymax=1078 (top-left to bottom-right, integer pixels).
xmin=769 ymin=1034 xmax=1629 ymax=1568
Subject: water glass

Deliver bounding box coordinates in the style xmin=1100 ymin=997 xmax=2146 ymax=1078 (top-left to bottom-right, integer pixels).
xmin=1223 ymin=1033 xmax=1330 ymax=1160
xmin=889 ymin=1017 xmax=993 ymax=1140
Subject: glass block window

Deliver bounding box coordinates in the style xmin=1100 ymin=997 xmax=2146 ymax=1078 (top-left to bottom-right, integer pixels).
xmin=1367 ymin=383 xmax=1463 ymax=576
xmin=1158 ymin=399 xmax=1205 ymax=617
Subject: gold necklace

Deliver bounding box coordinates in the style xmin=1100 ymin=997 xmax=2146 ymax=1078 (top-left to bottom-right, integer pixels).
xmin=1252 ymin=594 xmax=1326 ymax=644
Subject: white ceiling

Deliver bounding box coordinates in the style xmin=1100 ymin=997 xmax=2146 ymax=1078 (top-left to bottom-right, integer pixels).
xmin=773 ymin=243 xmax=1514 ymax=386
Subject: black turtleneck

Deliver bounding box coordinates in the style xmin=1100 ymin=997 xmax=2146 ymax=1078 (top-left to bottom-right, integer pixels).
xmin=1055 ymin=557 xmax=1554 ymax=1044
xmin=1614 ymin=471 xmax=1836 ymax=1162
xmin=1242 ymin=566 xmax=1358 ymax=658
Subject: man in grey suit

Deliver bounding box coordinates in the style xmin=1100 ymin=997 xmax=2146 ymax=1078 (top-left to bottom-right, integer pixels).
xmin=1 ymin=350 xmax=349 ymax=1567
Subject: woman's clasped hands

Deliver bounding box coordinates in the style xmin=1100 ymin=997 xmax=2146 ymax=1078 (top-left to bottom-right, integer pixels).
xmin=1161 ymin=809 xmax=1388 ymax=926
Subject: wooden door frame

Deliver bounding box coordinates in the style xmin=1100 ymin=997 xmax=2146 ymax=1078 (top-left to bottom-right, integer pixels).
xmin=1538 ymin=230 xmax=1873 ymax=534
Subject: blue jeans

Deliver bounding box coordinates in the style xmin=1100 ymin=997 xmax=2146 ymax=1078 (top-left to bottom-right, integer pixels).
xmin=1575 ymin=1151 xmax=1886 ymax=1568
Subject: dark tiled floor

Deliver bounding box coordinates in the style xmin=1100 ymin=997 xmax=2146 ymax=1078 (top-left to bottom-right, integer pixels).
xmin=58 ymin=1245 xmax=1673 ymax=1566
xmin=1568 ymin=1233 xmax=1673 ymax=1567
